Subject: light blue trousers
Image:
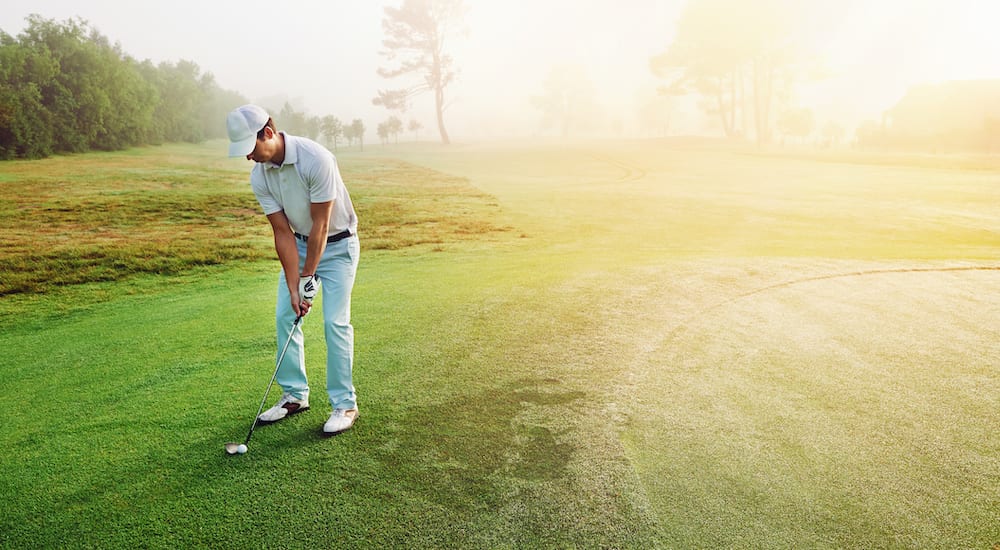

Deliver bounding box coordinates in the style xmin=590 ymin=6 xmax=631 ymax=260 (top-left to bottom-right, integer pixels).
xmin=275 ymin=235 xmax=360 ymax=410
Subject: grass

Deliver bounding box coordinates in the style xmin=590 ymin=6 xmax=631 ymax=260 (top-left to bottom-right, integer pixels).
xmin=0 ymin=141 xmax=511 ymax=295
xmin=1 ymin=139 xmax=998 ymax=548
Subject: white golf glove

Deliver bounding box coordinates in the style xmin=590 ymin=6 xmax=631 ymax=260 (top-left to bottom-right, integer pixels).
xmin=299 ymin=274 xmax=320 ymax=304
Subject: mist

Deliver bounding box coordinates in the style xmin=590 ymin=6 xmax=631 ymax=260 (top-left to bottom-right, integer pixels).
xmin=1 ymin=0 xmax=997 ymax=144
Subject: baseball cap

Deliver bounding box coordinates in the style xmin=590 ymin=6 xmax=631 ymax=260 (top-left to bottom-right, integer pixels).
xmin=227 ymin=104 xmax=270 ymax=157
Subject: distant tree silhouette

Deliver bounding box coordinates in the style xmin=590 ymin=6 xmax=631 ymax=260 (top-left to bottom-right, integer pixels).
xmin=374 ymin=0 xmax=465 ymax=145
xmin=408 ymin=118 xmax=423 ymax=141
xmin=321 ymin=115 xmax=343 ymax=151
xmin=820 ymin=121 xmax=845 ymax=148
xmin=530 ymin=64 xmax=597 ymax=138
xmin=650 ymin=0 xmax=815 ymax=144
xmin=376 ymin=121 xmax=390 ymax=146
xmin=778 ymin=107 xmax=814 ymax=145
xmin=350 ymin=119 xmax=366 ymax=151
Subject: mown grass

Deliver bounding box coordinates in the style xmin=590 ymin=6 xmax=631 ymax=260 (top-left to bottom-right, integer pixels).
xmin=384 ymin=140 xmax=1000 ymax=548
xmin=1 ymin=139 xmax=998 ymax=548
xmin=0 ymin=141 xmax=511 ymax=295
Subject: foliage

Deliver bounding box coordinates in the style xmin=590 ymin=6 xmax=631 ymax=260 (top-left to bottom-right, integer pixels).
xmin=377 ymin=116 xmax=404 ymax=145
xmin=530 ymin=64 xmax=599 ymax=138
xmin=650 ymin=0 xmax=818 ymax=143
xmin=636 ymin=87 xmax=674 ymax=138
xmin=777 ymin=107 xmax=815 ymax=143
xmin=320 ymin=115 xmax=344 ymax=151
xmin=0 ymin=16 xmax=245 ymax=159
xmin=374 ymin=0 xmax=465 ymax=145
xmin=348 ymin=119 xmax=366 ymax=151
xmin=407 ymin=118 xmax=423 ymax=141
xmin=820 ymin=120 xmax=846 ymax=147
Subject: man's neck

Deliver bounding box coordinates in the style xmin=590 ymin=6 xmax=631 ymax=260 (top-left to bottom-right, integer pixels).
xmin=272 ymin=132 xmax=286 ymax=165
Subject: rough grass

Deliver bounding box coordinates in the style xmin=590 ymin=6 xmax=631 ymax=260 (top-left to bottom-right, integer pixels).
xmin=0 ymin=141 xmax=512 ymax=295
xmin=347 ymin=160 xmax=512 ymax=251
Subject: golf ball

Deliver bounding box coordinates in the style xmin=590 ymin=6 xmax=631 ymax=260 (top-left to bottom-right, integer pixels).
xmin=237 ymin=444 xmax=247 ymax=454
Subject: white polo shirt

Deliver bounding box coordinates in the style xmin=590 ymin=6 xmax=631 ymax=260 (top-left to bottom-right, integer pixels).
xmin=249 ymin=133 xmax=358 ymax=237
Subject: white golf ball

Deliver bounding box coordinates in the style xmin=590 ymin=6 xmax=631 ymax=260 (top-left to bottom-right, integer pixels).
xmin=237 ymin=444 xmax=248 ymax=454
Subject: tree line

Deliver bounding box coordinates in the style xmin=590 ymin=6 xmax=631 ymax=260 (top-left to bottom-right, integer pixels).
xmin=0 ymin=15 xmax=248 ymax=159
xmin=268 ymin=102 xmax=368 ymax=152
xmin=0 ymin=6 xmax=452 ymax=160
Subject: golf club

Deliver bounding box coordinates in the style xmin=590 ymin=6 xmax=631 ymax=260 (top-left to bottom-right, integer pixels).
xmin=225 ymin=314 xmax=303 ymax=455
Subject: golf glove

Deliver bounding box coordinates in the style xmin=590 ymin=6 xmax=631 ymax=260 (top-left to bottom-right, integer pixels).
xmin=299 ymin=274 xmax=319 ymax=304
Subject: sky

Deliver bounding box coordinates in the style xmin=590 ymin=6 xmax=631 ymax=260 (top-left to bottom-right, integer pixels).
xmin=1 ymin=0 xmax=998 ymax=140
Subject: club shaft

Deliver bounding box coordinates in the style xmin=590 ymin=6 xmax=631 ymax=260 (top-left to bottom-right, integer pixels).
xmin=244 ymin=315 xmax=302 ymax=445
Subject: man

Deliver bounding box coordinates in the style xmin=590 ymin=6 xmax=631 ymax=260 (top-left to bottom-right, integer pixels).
xmin=226 ymin=104 xmax=360 ymax=435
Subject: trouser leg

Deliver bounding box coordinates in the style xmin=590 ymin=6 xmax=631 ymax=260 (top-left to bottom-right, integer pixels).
xmin=316 ymin=236 xmax=360 ymax=410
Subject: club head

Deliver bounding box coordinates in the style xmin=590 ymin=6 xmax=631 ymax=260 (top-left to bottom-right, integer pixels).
xmin=224 ymin=442 xmax=246 ymax=455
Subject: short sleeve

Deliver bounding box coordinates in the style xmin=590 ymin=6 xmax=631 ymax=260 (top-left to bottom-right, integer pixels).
xmin=250 ymin=167 xmax=283 ymax=215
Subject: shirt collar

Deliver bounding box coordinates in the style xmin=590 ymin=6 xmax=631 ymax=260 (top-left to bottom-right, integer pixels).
xmin=264 ymin=132 xmax=297 ymax=168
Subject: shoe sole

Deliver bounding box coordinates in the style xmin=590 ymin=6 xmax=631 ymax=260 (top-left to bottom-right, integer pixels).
xmin=321 ymin=413 xmax=359 ymax=437
xmin=257 ymin=405 xmax=310 ymax=425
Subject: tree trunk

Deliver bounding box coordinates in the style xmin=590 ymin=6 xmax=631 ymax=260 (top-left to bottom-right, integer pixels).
xmin=435 ymin=83 xmax=450 ymax=145
xmin=715 ymin=76 xmax=734 ymax=137
xmin=729 ymin=71 xmax=737 ymax=137
xmin=739 ymin=66 xmax=748 ymax=138
xmin=753 ymin=59 xmax=762 ymax=144
xmin=752 ymin=57 xmax=774 ymax=145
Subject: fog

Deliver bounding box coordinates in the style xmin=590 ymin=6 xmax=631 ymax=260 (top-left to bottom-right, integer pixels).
xmin=2 ymin=0 xmax=998 ymax=141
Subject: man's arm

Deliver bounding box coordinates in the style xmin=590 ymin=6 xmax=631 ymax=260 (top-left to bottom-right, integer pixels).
xmin=301 ymin=200 xmax=334 ymax=276
xmin=265 ymin=211 xmax=307 ymax=316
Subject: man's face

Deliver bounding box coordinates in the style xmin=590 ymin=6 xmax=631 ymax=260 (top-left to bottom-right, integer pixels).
xmin=246 ymin=127 xmax=276 ymax=163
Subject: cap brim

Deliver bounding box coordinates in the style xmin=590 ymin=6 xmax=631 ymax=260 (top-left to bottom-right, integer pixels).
xmin=228 ymin=136 xmax=256 ymax=158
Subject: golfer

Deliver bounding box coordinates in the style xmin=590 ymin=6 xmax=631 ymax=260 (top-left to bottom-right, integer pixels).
xmin=226 ymin=104 xmax=360 ymax=435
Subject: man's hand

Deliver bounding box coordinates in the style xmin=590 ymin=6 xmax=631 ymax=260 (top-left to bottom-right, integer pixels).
xmin=299 ymin=274 xmax=320 ymax=304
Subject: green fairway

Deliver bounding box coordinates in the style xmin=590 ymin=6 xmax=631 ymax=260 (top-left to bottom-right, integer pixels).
xmin=1 ymin=140 xmax=998 ymax=548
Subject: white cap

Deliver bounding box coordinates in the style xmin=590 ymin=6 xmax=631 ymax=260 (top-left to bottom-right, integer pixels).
xmin=226 ymin=104 xmax=270 ymax=157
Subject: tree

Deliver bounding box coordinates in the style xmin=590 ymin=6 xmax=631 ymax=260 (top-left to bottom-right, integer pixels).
xmin=777 ymin=107 xmax=814 ymax=144
xmin=321 ymin=115 xmax=343 ymax=151
xmin=855 ymin=120 xmax=884 ymax=149
xmin=820 ymin=121 xmax=845 ymax=148
xmin=530 ymin=64 xmax=598 ymax=138
xmin=374 ymin=0 xmax=465 ymax=145
xmin=142 ymin=60 xmax=209 ymax=143
xmin=376 ymin=121 xmax=390 ymax=146
xmin=0 ymin=31 xmax=57 ymax=158
xmin=408 ymin=118 xmax=423 ymax=141
xmin=4 ymin=16 xmax=168 ymax=154
xmin=650 ymin=0 xmax=811 ymax=144
xmin=278 ymin=102 xmax=307 ymax=137
xmin=636 ymin=87 xmax=673 ymax=138
xmin=136 ymin=58 xmax=240 ymax=145
xmin=350 ymin=119 xmax=366 ymax=151
xmin=304 ymin=115 xmax=322 ymax=141
xmin=0 ymin=15 xmax=243 ymax=159
xmin=385 ymin=116 xmax=403 ymax=144
xmin=15 ymin=15 xmax=157 ymax=152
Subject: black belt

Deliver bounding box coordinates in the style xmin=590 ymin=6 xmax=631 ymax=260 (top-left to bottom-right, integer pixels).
xmin=294 ymin=230 xmax=352 ymax=244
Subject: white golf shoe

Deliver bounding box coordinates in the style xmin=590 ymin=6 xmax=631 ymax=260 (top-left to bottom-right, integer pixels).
xmin=257 ymin=393 xmax=309 ymax=423
xmin=323 ymin=408 xmax=359 ymax=435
